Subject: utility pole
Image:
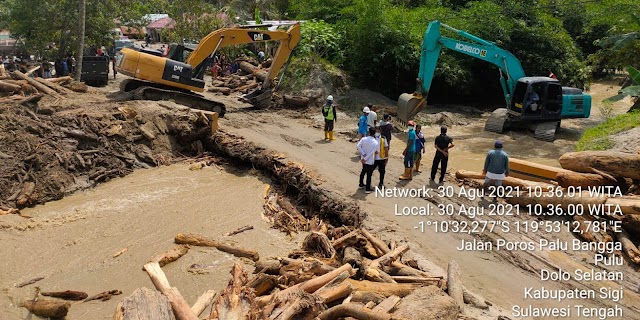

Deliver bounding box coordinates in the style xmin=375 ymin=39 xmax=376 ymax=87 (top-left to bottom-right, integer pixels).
xmin=74 ymin=0 xmax=86 ymax=80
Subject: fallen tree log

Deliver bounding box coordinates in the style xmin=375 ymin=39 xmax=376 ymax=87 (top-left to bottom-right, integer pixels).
xmin=148 ymin=245 xmax=190 ymax=268
xmin=143 ymin=262 xmax=198 ymax=320
xmin=372 ymin=295 xmax=401 ymax=313
xmin=20 ymin=300 xmax=70 ymax=318
xmin=455 ymin=170 xmax=553 ymax=189
xmin=35 ymin=77 xmax=74 ymax=94
xmin=559 ymin=151 xmax=640 ymax=180
xmin=41 ymin=290 xmax=88 ymax=301
xmin=191 ymin=289 xmax=216 ymax=317
xmin=346 ymin=279 xmax=423 ymax=297
xmin=317 ymin=303 xmax=392 ymax=320
xmin=556 ymin=170 xmax=619 ymax=188
xmin=114 ymin=287 xmax=175 ymax=320
xmin=615 ymin=230 xmax=640 ymax=265
xmin=302 ymin=232 xmax=336 ymax=258
xmin=11 ymin=71 xmax=63 ymax=98
xmin=48 ymin=76 xmax=72 ymax=84
xmin=257 ymin=263 xmax=355 ymax=307
xmin=0 ymin=80 xmax=21 ymax=92
xmin=246 ymin=273 xmax=277 ymax=296
xmin=211 ymin=263 xmax=254 ymax=320
xmin=238 ymin=61 xmax=267 ymax=82
xmin=174 ymin=233 xmax=259 ymax=261
xmin=446 ymin=261 xmax=464 ymax=310
xmin=283 ymin=95 xmax=310 ymax=108
xmin=224 ymin=225 xmax=253 ymax=236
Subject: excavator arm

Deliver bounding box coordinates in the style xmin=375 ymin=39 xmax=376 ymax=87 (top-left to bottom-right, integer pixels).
xmin=186 ymin=24 xmax=301 ymax=89
xmin=397 ymin=20 xmax=526 ymax=122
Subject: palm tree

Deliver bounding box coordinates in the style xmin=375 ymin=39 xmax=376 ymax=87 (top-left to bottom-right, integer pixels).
xmin=74 ymin=0 xmax=86 ymax=80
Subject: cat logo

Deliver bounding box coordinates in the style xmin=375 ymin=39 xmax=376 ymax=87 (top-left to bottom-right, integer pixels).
xmin=253 ymin=33 xmax=264 ymax=41
xmin=173 ymin=65 xmax=183 ymax=72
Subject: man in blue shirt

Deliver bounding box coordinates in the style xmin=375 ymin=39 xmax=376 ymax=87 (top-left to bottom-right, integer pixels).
xmin=400 ymin=120 xmax=416 ymax=180
xmin=483 ymin=140 xmax=510 ymax=187
xmin=358 ymin=107 xmax=369 ymax=138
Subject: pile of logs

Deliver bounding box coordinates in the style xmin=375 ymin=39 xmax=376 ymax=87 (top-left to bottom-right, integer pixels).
xmin=207 ymin=59 xmax=310 ymax=108
xmin=0 ymin=71 xmax=88 ymax=104
xmin=114 ymin=226 xmax=481 ymax=319
xmin=455 ymin=150 xmax=640 ymax=265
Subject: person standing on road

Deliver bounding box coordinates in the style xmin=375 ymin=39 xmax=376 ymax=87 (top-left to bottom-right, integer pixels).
xmin=322 ymin=95 xmax=337 ymax=141
xmin=366 ymin=103 xmax=377 ymax=128
xmin=414 ymin=124 xmax=426 ymax=173
xmin=379 ymin=114 xmax=393 ymax=147
xmin=357 ymin=127 xmax=379 ymax=193
xmin=399 ymin=120 xmax=417 ymax=180
xmin=358 ymin=107 xmax=369 ymax=138
xmin=373 ymin=124 xmax=389 ymax=189
xmin=483 ymin=140 xmax=510 ymax=187
xmin=430 ymin=125 xmax=454 ymax=184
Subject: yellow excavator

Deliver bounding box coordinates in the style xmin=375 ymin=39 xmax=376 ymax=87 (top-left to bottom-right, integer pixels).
xmin=115 ymin=24 xmax=301 ymax=116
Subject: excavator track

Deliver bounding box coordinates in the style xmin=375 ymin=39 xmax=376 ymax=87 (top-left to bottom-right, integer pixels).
xmin=484 ymin=108 xmax=509 ymax=133
xmin=533 ymin=121 xmax=559 ymax=142
xmin=122 ymin=80 xmax=226 ymax=116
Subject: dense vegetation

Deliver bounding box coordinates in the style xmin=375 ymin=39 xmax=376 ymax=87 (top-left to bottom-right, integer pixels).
xmin=576 ymin=111 xmax=640 ymax=151
xmin=0 ymin=0 xmax=638 ymax=102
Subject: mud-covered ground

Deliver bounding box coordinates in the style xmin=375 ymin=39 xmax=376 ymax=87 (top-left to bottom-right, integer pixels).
xmin=1 ymin=74 xmax=638 ymax=319
xmin=0 ymin=93 xmax=211 ymax=213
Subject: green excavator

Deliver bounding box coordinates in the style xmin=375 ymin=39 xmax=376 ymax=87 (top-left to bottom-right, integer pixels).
xmin=398 ymin=20 xmax=591 ymax=141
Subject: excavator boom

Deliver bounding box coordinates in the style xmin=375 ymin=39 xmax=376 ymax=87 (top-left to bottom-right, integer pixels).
xmin=116 ymin=24 xmax=301 ymax=112
xmin=397 ymin=20 xmax=526 ymax=123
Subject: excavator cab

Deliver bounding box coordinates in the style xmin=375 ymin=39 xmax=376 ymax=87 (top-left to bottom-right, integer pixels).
xmin=510 ymin=77 xmax=563 ymax=119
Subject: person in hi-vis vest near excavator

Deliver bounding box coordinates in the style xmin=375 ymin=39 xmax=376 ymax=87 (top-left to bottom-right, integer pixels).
xmin=322 ymin=95 xmax=337 ymax=141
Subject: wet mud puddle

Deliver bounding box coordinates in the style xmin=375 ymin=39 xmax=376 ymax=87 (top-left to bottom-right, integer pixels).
xmin=0 ymin=164 xmax=300 ymax=319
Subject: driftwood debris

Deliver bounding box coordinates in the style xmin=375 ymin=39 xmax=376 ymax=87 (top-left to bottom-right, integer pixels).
xmin=238 ymin=61 xmax=268 ymax=82
xmin=224 ymin=225 xmax=254 ymax=236
xmin=114 ymin=287 xmax=176 ymax=320
xmin=15 ymin=277 xmax=44 ymax=288
xmin=174 ymin=233 xmax=259 ymax=261
xmin=148 ymin=245 xmax=190 ymax=268
xmin=317 ymin=303 xmax=392 ymax=320
xmin=446 ymin=261 xmax=464 ymax=310
xmin=84 ymin=290 xmax=122 ymax=302
xmin=191 ymin=289 xmax=216 ymax=317
xmin=12 ymin=71 xmax=64 ymax=98
xmin=41 ymin=290 xmax=88 ymax=301
xmin=20 ymin=299 xmax=70 ymax=318
xmin=0 ymin=80 xmax=21 ymax=92
xmin=144 ymin=262 xmax=199 ymax=320
xmin=559 ymin=151 xmax=640 ymax=180
xmin=210 ymin=263 xmax=255 ymax=320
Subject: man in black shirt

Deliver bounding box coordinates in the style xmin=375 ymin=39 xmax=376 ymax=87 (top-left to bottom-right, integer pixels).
xmin=430 ymin=126 xmax=455 ymax=184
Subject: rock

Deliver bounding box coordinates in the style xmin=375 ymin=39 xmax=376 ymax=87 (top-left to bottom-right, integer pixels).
xmin=392 ymin=285 xmax=459 ymax=320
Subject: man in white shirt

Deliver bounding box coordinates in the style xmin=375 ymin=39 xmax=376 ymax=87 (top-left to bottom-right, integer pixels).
xmin=373 ymin=124 xmax=390 ymax=189
xmin=366 ymin=104 xmax=377 ymax=128
xmin=357 ymin=127 xmax=379 ymax=193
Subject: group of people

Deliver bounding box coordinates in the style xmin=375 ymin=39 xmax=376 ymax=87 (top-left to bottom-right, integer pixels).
xmin=320 ymin=95 xmax=511 ymax=193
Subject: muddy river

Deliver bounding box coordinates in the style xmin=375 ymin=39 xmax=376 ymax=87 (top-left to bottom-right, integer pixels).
xmin=0 ymin=164 xmax=300 ymax=319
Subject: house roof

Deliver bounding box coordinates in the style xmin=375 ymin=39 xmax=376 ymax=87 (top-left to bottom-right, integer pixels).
xmin=147 ymin=17 xmax=175 ymax=29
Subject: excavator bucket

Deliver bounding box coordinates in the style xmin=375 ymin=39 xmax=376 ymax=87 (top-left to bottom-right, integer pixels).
xmin=243 ymin=88 xmax=273 ymax=108
xmin=397 ymin=93 xmax=427 ymax=124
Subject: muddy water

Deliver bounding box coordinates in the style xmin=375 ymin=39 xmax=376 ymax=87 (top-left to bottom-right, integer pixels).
xmin=0 ymin=164 xmax=300 ymax=319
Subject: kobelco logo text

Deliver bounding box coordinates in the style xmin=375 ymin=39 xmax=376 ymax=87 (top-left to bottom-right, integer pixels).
xmin=455 ymin=43 xmax=487 ymax=57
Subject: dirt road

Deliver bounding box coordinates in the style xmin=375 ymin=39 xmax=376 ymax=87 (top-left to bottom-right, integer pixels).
xmin=219 ymin=81 xmax=640 ymax=318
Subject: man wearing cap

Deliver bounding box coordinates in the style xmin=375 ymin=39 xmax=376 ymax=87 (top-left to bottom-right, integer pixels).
xmin=322 ymin=95 xmax=337 ymax=141
xmin=358 ymin=107 xmax=369 ymax=138
xmin=357 ymin=127 xmax=380 ymax=193
xmin=400 ymin=120 xmax=417 ymax=180
xmin=430 ymin=126 xmax=454 ymax=184
xmin=366 ymin=103 xmax=377 ymax=128
xmin=483 ymin=140 xmax=510 ymax=187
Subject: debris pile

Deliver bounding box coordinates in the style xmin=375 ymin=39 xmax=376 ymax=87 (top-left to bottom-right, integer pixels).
xmin=0 ymin=99 xmax=212 ymax=216
xmin=208 ymin=59 xmax=311 ymax=109
xmin=0 ymin=71 xmax=88 ymax=105
xmin=111 ymin=225 xmax=483 ymax=320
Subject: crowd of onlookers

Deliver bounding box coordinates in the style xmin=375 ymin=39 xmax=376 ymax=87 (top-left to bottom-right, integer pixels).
xmin=1 ymin=53 xmax=76 ymax=79
xmin=321 ymin=95 xmax=510 ymax=194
